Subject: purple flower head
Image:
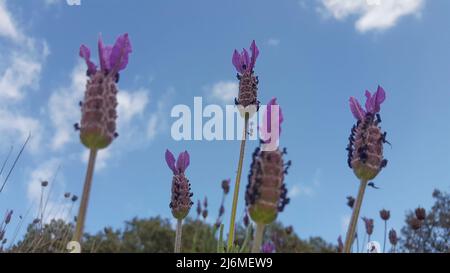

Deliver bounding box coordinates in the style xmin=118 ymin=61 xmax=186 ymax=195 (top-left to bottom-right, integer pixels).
xmin=79 ymin=33 xmax=132 ymax=77
xmin=165 ymin=149 xmax=190 ymax=175
xmin=349 ymin=85 xmax=386 ymax=120
xmin=232 ymin=40 xmax=259 ymax=74
xmin=260 ymin=98 xmax=283 ymax=143
xmin=5 ymin=210 xmax=13 ymax=225
xmin=362 ymin=217 xmax=374 ymax=236
xmin=261 ymin=241 xmax=276 ymax=253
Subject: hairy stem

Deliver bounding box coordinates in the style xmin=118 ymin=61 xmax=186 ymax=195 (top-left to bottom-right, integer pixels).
xmin=174 ymin=218 xmax=183 ymax=253
xmin=344 ymin=179 xmax=368 ymax=253
xmin=252 ymin=223 xmax=265 ymax=253
xmin=72 ymin=148 xmax=98 ymax=247
xmin=227 ymin=114 xmax=249 ymax=250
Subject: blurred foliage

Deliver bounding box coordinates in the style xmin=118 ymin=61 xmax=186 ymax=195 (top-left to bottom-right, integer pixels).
xmin=400 ymin=189 xmax=450 ymax=253
xmin=10 ymin=216 xmax=335 ymax=253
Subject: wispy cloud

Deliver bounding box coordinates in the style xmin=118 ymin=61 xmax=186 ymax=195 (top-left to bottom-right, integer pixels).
xmin=267 ymin=38 xmax=280 ymax=47
xmin=318 ymin=0 xmax=425 ymax=32
xmin=205 ymin=81 xmax=238 ymax=104
xmin=289 ymin=168 xmax=322 ymax=199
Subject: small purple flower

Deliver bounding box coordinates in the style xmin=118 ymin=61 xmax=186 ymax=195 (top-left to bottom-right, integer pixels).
xmin=362 ymin=217 xmax=374 ymax=236
xmin=232 ymin=40 xmax=259 ymax=74
xmin=165 ymin=149 xmax=190 ymax=175
xmin=79 ymin=33 xmax=132 ymax=78
xmin=4 ymin=210 xmax=13 ymax=225
xmin=261 ymin=241 xmax=276 ymax=253
xmin=349 ymin=85 xmax=386 ymax=120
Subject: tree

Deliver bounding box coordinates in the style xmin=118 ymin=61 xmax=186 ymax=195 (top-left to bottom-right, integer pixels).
xmin=400 ymin=189 xmax=450 ymax=253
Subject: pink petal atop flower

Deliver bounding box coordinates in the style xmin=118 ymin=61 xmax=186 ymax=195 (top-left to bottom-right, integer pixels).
xmin=364 ymin=86 xmax=386 ymax=114
xmin=165 ymin=149 xmax=178 ymax=175
xmin=79 ymin=45 xmax=97 ymax=75
xmin=110 ymin=33 xmax=132 ymax=73
xmin=98 ymin=34 xmax=112 ymax=71
xmin=349 ymin=97 xmax=366 ymax=121
xmin=249 ymin=40 xmax=259 ymax=71
xmin=176 ymin=150 xmax=190 ymax=174
xmin=232 ymin=50 xmax=244 ymax=74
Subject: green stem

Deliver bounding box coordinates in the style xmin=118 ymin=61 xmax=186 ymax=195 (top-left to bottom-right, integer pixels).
xmin=174 ymin=218 xmax=183 ymax=253
xmin=227 ymin=114 xmax=249 ymax=251
xmin=72 ymin=148 xmax=97 ymax=248
xmin=344 ymin=179 xmax=367 ymax=253
xmin=251 ymin=223 xmax=265 ymax=253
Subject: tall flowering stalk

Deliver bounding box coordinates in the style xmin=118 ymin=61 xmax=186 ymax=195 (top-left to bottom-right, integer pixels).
xmin=379 ymin=209 xmax=390 ymax=252
xmin=165 ymin=149 xmax=193 ymax=253
xmin=344 ymin=86 xmax=388 ymax=253
xmin=73 ymin=33 xmax=132 ymax=246
xmin=245 ymin=98 xmax=290 ymax=253
xmin=388 ymin=228 xmax=398 ymax=253
xmin=227 ymin=41 xmax=260 ymax=250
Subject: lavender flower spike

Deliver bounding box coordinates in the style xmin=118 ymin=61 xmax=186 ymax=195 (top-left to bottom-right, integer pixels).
xmin=78 ymin=33 xmax=132 ymax=150
xmin=233 ymin=40 xmax=260 ymax=109
xmin=166 ymin=149 xmax=193 ymax=220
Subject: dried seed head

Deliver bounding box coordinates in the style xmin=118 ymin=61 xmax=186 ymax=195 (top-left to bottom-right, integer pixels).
xmin=64 ymin=192 xmax=71 ymax=199
xmin=410 ymin=217 xmax=422 ymax=230
xmin=41 ymin=181 xmax=48 ymax=187
xmin=196 ymin=200 xmax=202 ymax=217
xmin=285 ymin=225 xmax=293 ymax=235
xmin=71 ymin=195 xmax=78 ymax=202
xmin=346 ymin=196 xmax=355 ymax=209
xmin=218 ymin=205 xmax=225 ymax=218
xmin=5 ymin=210 xmax=13 ymax=225
xmin=202 ymin=209 xmax=208 ymax=220
xmin=415 ymin=207 xmax=426 ymax=221
xmin=380 ymin=209 xmax=391 ymax=221
xmin=221 ymin=179 xmax=230 ymax=195
xmin=246 ymin=147 xmax=290 ymax=225
xmin=203 ymin=197 xmax=208 ymax=209
xmin=388 ymin=228 xmax=398 ymax=246
xmin=79 ymin=71 xmax=118 ymax=149
xmin=362 ymin=217 xmax=374 ymax=236
xmin=348 ymin=113 xmax=387 ymax=181
xmin=243 ymin=212 xmax=250 ymax=228
xmin=169 ymin=173 xmax=193 ymax=220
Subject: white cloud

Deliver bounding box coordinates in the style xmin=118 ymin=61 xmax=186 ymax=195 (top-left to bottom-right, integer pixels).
xmin=289 ymin=184 xmax=314 ymax=198
xmin=0 ymin=0 xmax=21 ymax=41
xmin=146 ymin=87 xmax=173 ymax=140
xmin=117 ymin=89 xmax=149 ymax=124
xmin=289 ymin=168 xmax=322 ymax=199
xmin=206 ymin=81 xmax=238 ymax=104
xmin=0 ymin=108 xmax=42 ymax=153
xmin=48 ymin=62 xmax=86 ymax=150
xmin=319 ymin=0 xmax=425 ymax=32
xmin=267 ymin=38 xmax=280 ymax=47
xmin=0 ymin=54 xmax=42 ymax=100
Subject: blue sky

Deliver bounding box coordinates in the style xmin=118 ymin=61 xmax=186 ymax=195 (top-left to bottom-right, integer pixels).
xmin=0 ymin=0 xmax=449 ymax=247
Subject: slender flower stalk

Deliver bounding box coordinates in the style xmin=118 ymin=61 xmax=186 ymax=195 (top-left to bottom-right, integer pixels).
xmin=72 ymin=34 xmax=132 ymax=247
xmin=379 ymin=209 xmax=390 ymax=252
xmin=245 ymin=98 xmax=290 ymax=253
xmin=165 ymin=149 xmax=193 ymax=253
xmin=227 ymin=41 xmax=260 ymax=250
xmin=344 ymin=86 xmax=388 ymax=253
